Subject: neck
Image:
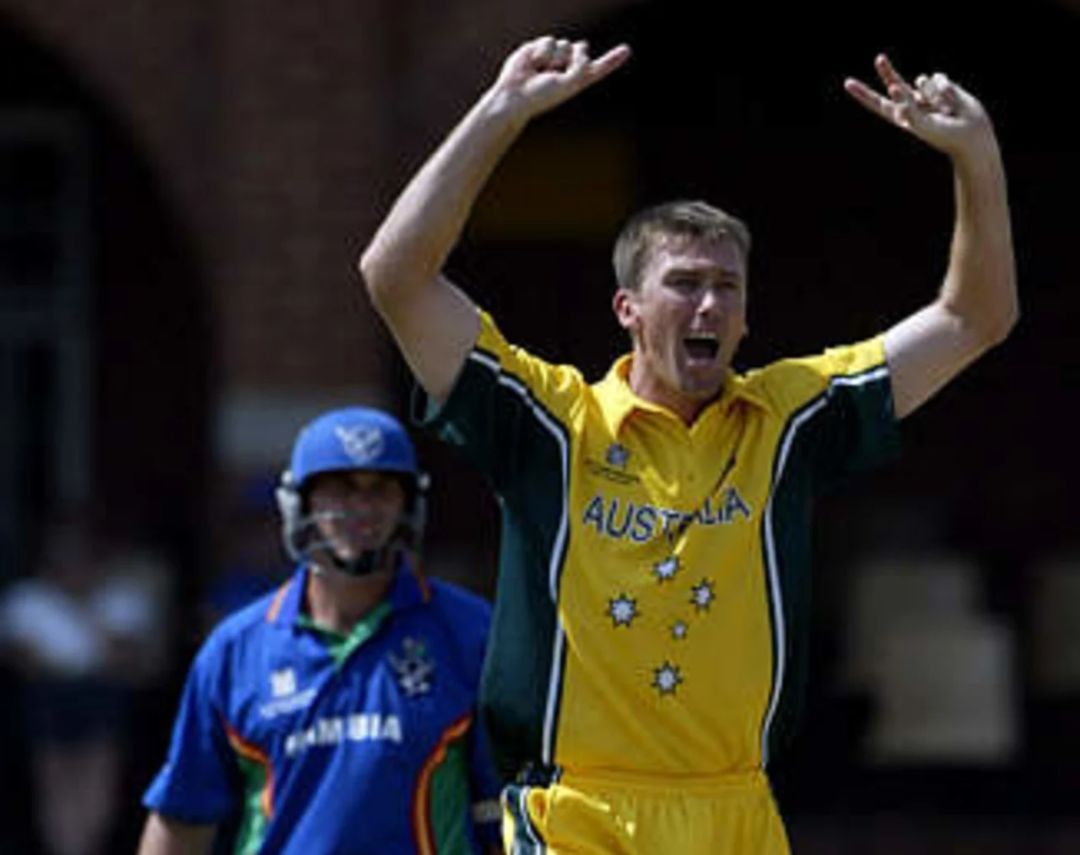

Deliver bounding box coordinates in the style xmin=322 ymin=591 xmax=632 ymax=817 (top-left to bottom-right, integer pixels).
xmin=626 ymin=358 xmax=715 ymax=426
xmin=304 ymin=558 xmax=397 ymax=634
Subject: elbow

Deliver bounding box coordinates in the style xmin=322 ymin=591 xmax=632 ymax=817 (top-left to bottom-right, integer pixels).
xmin=988 ymin=288 xmax=1021 ymax=346
xmin=357 ymin=244 xmax=394 ymax=311
xmin=976 ymin=298 xmax=1020 ymax=349
xmin=943 ymin=270 xmax=1020 ymax=350
xmin=998 ymin=303 xmax=1020 ymax=344
xmin=358 ymin=243 xmax=438 ymax=321
xmin=985 ymin=265 xmax=1021 ymax=347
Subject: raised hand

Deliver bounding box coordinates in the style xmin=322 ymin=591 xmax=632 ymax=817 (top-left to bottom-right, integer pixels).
xmin=844 ymin=55 xmax=996 ymax=159
xmin=489 ymin=36 xmax=631 ymax=122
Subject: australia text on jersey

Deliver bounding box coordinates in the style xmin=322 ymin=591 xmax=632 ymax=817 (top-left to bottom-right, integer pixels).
xmin=581 ymin=487 xmax=753 ymax=543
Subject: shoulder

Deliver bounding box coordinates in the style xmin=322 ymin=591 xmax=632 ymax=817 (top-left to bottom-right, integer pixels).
xmin=427 ymin=578 xmax=492 ymax=618
xmin=424 ymin=579 xmax=492 ymax=635
xmin=196 ymin=585 xmax=286 ymax=662
xmin=468 ymin=311 xmax=588 ymax=405
xmin=740 ymin=337 xmax=889 ymax=416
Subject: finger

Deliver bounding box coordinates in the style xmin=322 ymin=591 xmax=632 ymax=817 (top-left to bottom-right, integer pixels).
xmin=869 ymin=55 xmax=920 ymax=122
xmin=566 ymin=40 xmax=591 ymax=79
xmin=875 ymin=53 xmax=914 ymax=93
xmin=843 ymin=76 xmax=896 ymax=122
xmin=915 ymin=71 xmax=961 ymax=117
xmin=929 ymin=72 xmax=960 ymax=108
xmin=911 ymin=75 xmax=933 ymax=110
xmin=551 ymin=38 xmax=573 ymax=70
xmin=938 ymin=82 xmax=962 ymax=115
xmin=528 ymin=35 xmax=557 ymax=67
xmin=585 ymin=44 xmax=632 ymax=83
xmin=875 ymin=54 xmax=921 ymax=113
xmin=887 ymin=79 xmax=918 ymax=116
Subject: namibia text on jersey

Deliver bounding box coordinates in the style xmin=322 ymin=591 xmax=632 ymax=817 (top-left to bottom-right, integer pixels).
xmin=284 ymin=713 xmax=403 ymax=757
xmin=581 ymin=487 xmax=752 ymax=542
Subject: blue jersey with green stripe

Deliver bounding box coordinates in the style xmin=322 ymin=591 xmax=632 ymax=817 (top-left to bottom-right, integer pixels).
xmin=142 ymin=564 xmax=500 ymax=854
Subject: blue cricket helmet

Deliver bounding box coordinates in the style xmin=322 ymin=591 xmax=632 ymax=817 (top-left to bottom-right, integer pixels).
xmin=276 ymin=406 xmax=427 ymax=573
xmin=288 ymin=406 xmax=419 ymax=491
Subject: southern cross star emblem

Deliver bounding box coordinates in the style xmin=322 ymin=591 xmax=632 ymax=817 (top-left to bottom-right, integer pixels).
xmin=671 ymin=620 xmax=689 ymax=641
xmin=652 ymin=556 xmax=680 ymax=583
xmin=690 ymin=579 xmax=716 ymax=612
xmin=607 ymin=594 xmax=638 ymax=628
xmin=652 ymin=661 xmax=683 ymax=696
xmin=605 ymin=443 xmax=630 ymax=469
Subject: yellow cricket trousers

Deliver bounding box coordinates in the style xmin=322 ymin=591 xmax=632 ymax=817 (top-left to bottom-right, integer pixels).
xmin=502 ymin=767 xmax=791 ymax=854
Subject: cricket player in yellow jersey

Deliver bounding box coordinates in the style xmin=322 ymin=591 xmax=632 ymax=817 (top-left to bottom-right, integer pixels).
xmin=359 ymin=36 xmax=1018 ymax=854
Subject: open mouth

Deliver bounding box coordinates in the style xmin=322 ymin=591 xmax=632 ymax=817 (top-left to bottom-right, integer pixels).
xmin=683 ymin=333 xmax=720 ymax=362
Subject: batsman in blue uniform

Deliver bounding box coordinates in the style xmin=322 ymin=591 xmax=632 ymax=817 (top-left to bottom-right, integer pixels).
xmin=138 ymin=407 xmax=502 ymax=855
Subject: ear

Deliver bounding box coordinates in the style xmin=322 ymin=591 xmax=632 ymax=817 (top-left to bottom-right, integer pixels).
xmin=613 ymin=288 xmax=638 ymax=332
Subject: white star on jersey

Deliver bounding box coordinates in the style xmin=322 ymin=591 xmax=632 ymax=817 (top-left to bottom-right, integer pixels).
xmin=608 ymin=594 xmax=638 ymax=627
xmin=690 ymin=579 xmax=716 ymax=612
xmin=671 ymin=620 xmax=689 ymax=640
xmin=652 ymin=661 xmax=683 ymax=695
xmin=652 ymin=556 xmax=680 ymax=583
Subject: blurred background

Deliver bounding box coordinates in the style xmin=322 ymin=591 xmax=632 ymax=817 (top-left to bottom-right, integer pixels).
xmin=0 ymin=0 xmax=1077 ymax=852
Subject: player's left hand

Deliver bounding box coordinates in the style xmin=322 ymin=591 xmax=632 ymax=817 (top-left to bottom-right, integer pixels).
xmin=844 ymin=55 xmax=997 ymax=160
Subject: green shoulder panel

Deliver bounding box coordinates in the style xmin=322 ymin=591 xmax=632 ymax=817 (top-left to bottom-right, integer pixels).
xmin=416 ymin=346 xmax=574 ymax=781
xmin=760 ymin=360 xmax=899 ymax=766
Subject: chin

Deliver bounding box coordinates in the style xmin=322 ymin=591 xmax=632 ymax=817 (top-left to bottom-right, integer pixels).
xmin=679 ymin=377 xmax=724 ymax=400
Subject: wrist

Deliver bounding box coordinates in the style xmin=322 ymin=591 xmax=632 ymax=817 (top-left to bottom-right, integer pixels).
xmin=947 ymin=111 xmax=1000 ymax=161
xmin=951 ymin=131 xmax=1003 ymax=180
xmin=477 ymin=85 xmax=533 ymax=134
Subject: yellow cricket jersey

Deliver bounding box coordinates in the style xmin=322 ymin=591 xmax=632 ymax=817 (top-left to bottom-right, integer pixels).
xmin=418 ymin=310 xmax=899 ymax=783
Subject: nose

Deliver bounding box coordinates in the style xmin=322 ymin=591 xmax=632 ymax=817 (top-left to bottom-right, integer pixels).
xmin=348 ymin=492 xmax=380 ymax=513
xmin=337 ymin=490 xmax=379 ymax=519
xmin=696 ymin=285 xmax=720 ymax=316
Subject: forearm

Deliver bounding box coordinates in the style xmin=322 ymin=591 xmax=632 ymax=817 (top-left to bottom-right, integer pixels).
xmin=883 ymin=137 xmax=1020 ymax=418
xmin=137 ymin=812 xmax=216 ymax=855
xmin=356 ymin=37 xmax=627 ymax=399
xmin=939 ymin=137 xmax=1019 ymax=344
xmin=360 ymin=87 xmax=528 ymax=307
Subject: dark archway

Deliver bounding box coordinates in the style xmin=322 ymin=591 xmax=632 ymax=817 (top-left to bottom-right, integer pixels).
xmin=0 ymin=12 xmax=211 ymax=573
xmin=0 ymin=13 xmax=211 ymax=852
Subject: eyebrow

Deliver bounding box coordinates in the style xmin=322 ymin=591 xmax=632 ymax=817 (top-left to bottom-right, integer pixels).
xmin=663 ymin=264 xmax=743 ymax=280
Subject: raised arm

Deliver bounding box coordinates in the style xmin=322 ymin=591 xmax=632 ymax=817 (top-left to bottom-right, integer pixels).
xmin=845 ymin=55 xmax=1018 ymax=419
xmin=360 ymin=37 xmax=631 ymax=402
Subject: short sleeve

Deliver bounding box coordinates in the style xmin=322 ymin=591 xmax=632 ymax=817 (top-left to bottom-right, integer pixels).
xmin=412 ymin=311 xmax=584 ymax=499
xmin=751 ymin=336 xmax=901 ymax=490
xmin=142 ymin=638 xmax=237 ymax=823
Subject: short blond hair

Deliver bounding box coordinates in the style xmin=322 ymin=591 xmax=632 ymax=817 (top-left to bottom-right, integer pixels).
xmin=612 ymin=200 xmax=751 ymax=292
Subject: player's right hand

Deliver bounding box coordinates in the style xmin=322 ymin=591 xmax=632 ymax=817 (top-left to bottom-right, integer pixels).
xmin=488 ymin=36 xmax=631 ymax=122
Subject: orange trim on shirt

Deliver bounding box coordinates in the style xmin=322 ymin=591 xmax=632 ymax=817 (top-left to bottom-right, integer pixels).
xmin=415 ymin=570 xmax=432 ymax=604
xmin=264 ymin=579 xmax=292 ymax=623
xmin=411 ymin=713 xmax=472 ymax=855
xmin=224 ymin=720 xmax=275 ymax=819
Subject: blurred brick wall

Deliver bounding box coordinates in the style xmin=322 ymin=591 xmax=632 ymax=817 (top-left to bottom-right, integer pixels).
xmin=2 ymin=0 xmax=624 ymax=412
